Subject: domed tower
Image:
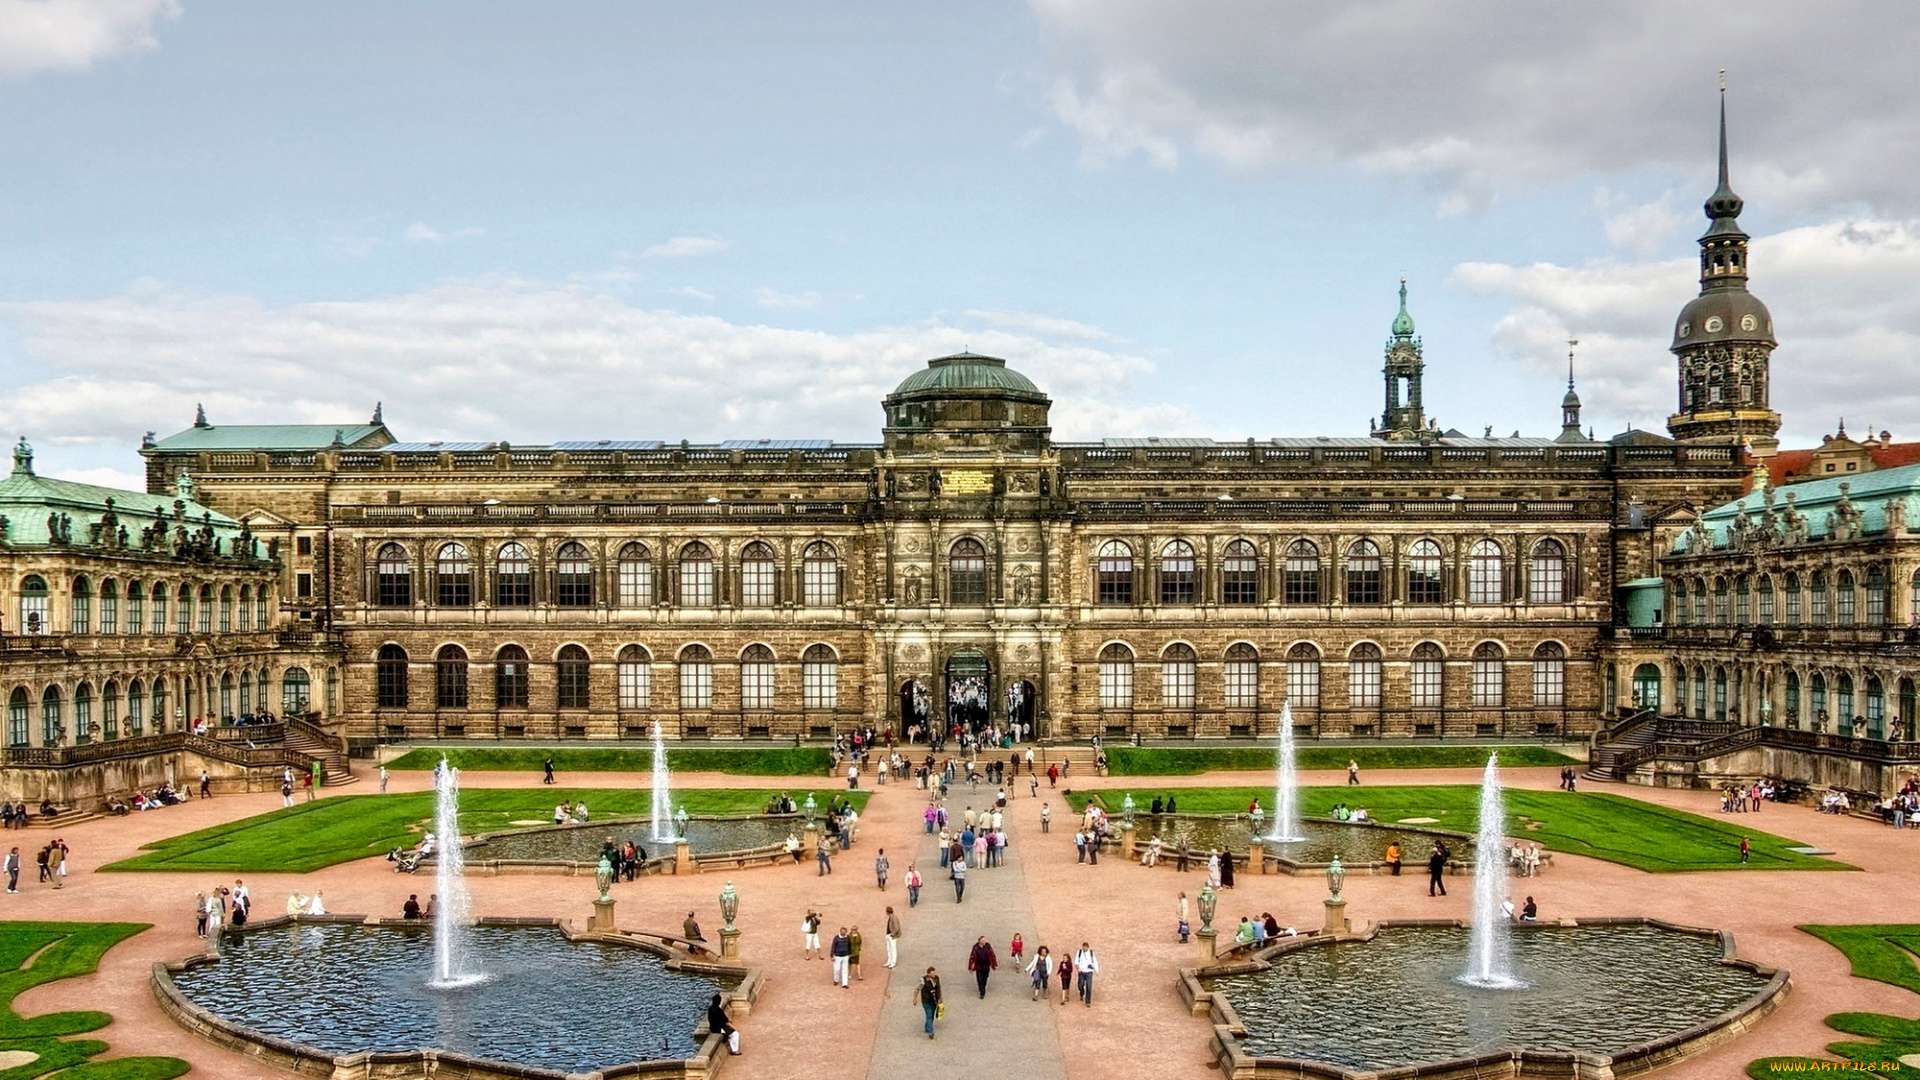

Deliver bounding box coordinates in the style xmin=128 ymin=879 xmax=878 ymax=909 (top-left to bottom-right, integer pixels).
xmin=882 ymin=352 xmax=1052 ymax=455
xmin=1372 ymin=278 xmax=1426 ymax=440
xmin=1667 ymin=90 xmax=1782 ymax=456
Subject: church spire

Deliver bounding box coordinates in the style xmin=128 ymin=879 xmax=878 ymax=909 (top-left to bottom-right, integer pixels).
xmin=1556 ymin=339 xmax=1585 ymax=443
xmin=1373 ymin=277 xmax=1426 ymax=440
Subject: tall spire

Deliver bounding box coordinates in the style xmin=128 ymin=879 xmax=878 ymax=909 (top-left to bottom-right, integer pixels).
xmin=1557 ymin=339 xmax=1585 ymax=442
xmin=1391 ymin=275 xmax=1415 ymax=338
xmin=1374 ymin=277 xmax=1426 ymax=440
xmin=1705 ymin=71 xmax=1744 ymax=226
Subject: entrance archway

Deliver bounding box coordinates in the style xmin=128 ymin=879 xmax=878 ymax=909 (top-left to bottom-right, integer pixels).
xmin=1006 ymin=679 xmax=1037 ymax=741
xmin=945 ymin=650 xmax=991 ymax=736
xmin=899 ymin=678 xmax=930 ymax=740
xmin=1631 ymin=664 xmax=1662 ymax=712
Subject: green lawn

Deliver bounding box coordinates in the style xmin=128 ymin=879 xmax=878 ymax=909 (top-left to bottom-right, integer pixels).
xmin=1748 ymin=925 xmax=1920 ymax=1078
xmin=103 ymin=787 xmax=866 ymax=873
xmin=0 ymin=922 xmax=189 ymax=1080
xmin=385 ymin=746 xmax=831 ymax=775
xmin=1103 ymin=744 xmax=1579 ymax=776
xmin=1067 ymin=784 xmax=1847 ymax=873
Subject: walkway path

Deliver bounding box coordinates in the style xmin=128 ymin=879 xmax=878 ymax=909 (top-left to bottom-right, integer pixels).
xmin=865 ymin=799 xmax=1066 ymax=1078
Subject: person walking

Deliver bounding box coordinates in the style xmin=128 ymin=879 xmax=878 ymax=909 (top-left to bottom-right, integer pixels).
xmin=199 ymin=771 xmax=212 ymax=798
xmin=1073 ymin=943 xmax=1099 ymax=1006
xmin=379 ymin=765 xmax=389 ymax=793
xmin=906 ymin=864 xmax=923 ymax=907
xmin=281 ymin=776 xmax=294 ymax=809
xmin=802 ymin=909 xmax=822 ymax=960
xmin=848 ymin=926 xmax=865 ymax=981
xmin=885 ymin=906 xmax=901 ymax=968
xmin=1427 ymin=842 xmax=1449 ymax=896
xmin=817 ymin=839 xmax=833 ymax=876
xmin=1056 ymin=952 xmax=1074 ymax=1005
xmin=1041 ymin=802 xmax=1051 ymax=833
xmin=1739 ymin=836 xmax=1751 ymax=864
xmin=542 ymin=756 xmax=555 ymax=784
xmin=951 ymin=856 xmax=968 ymax=903
xmin=1028 ymin=945 xmax=1053 ymax=1001
xmin=1176 ymin=891 xmax=1191 ymax=942
xmin=1347 ymin=758 xmax=1361 ymax=785
xmin=914 ymin=967 xmax=943 ymax=1039
xmin=875 ymin=848 xmax=890 ymax=890
xmin=830 ymin=927 xmax=852 ymax=988
xmin=53 ymin=839 xmax=66 ymax=889
xmin=968 ymin=936 xmax=998 ymax=998
xmin=3 ymin=846 xmax=17 ymax=893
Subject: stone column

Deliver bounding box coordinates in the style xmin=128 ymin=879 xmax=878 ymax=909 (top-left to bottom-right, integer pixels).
xmin=719 ymin=926 xmax=740 ymax=960
xmin=675 ymin=839 xmax=694 ymax=875
xmin=590 ymin=896 xmax=616 ymax=933
xmin=1322 ymin=897 xmax=1348 ymax=935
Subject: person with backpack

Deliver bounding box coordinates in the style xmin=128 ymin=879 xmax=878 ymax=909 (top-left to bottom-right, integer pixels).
xmin=913 ymin=967 xmax=943 ymax=1039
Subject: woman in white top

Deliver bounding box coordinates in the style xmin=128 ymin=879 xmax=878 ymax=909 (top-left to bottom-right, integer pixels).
xmin=307 ymin=890 xmax=327 ymax=915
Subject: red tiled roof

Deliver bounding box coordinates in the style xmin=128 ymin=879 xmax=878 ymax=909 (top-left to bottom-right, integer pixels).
xmin=1746 ymin=441 xmax=1920 ymax=491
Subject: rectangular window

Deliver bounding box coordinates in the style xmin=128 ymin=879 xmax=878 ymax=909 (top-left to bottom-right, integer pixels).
xmin=1287 ymin=661 xmax=1320 ymax=707
xmin=296 ymin=536 xmax=313 ymax=556
xmin=1348 ymin=660 xmax=1382 ymax=708
xmin=802 ymin=663 xmax=838 ymax=709
xmin=741 ymin=662 xmax=774 ymax=710
xmin=1097 ymin=565 xmax=1133 ymax=605
xmin=618 ymin=663 xmax=651 ymax=710
xmin=680 ymin=563 xmax=715 ymax=607
xmin=1758 ymin=587 xmax=1774 ymax=624
xmin=1162 ymin=662 xmax=1196 ymax=708
xmin=218 ymin=598 xmax=232 ymax=633
xmin=438 ymin=573 xmax=471 ymax=608
xmin=1224 ymin=660 xmax=1259 ymax=708
xmin=176 ymin=596 xmax=191 ymax=634
xmin=101 ymin=594 xmax=117 ymax=634
xmin=197 ymin=598 xmax=211 ymax=634
xmin=1098 ymin=663 xmax=1133 ymax=709
xmin=1838 ymin=584 xmax=1857 ymax=626
xmin=949 ymin=566 xmax=988 ymax=605
xmin=617 ymin=561 xmax=653 ymax=606
xmin=1786 ymin=586 xmax=1802 ymax=625
xmin=1534 ymin=661 xmax=1566 ymax=707
xmin=1411 ymin=659 xmax=1444 ymax=707
xmin=741 ymin=561 xmax=776 ymax=607
xmin=102 ymin=693 xmax=118 ymax=740
xmin=1811 ymin=586 xmax=1828 ymax=625
xmin=70 ymin=596 xmax=90 ymax=635
xmin=128 ymin=592 xmax=142 ymax=634
xmin=680 ymin=662 xmax=714 ymax=709
xmin=497 ymin=662 xmax=529 ymax=708
xmin=802 ymin=560 xmax=839 ymax=606
xmin=1469 ymin=561 xmax=1504 ymax=605
xmin=1472 ymin=660 xmax=1504 ymax=707
xmin=1408 ymin=565 xmax=1444 ymax=604
xmin=1529 ymin=561 xmax=1566 ymax=604
xmin=126 ymin=691 xmax=144 ymax=737
xmin=1222 ymin=559 xmax=1258 ymax=605
xmin=496 ymin=572 xmax=532 ymax=607
xmin=1869 ymin=581 xmax=1888 ymax=625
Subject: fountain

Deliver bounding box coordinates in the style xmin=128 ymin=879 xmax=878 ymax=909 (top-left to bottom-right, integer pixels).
xmin=1265 ymin=700 xmax=1305 ymax=842
xmin=428 ymin=759 xmax=483 ymax=989
xmin=1459 ymin=752 xmax=1522 ymax=990
xmin=651 ymin=726 xmax=676 ymax=842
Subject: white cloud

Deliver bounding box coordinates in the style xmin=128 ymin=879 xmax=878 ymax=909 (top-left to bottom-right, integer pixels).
xmin=0 ymin=0 xmax=179 ymax=79
xmin=639 ymin=236 xmax=730 ymax=259
xmin=1453 ymin=218 xmax=1920 ymax=442
xmin=1596 ymin=191 xmax=1685 ymax=257
xmin=0 ymin=278 xmax=1192 ymax=455
xmin=962 ymin=309 xmax=1114 ymax=341
xmin=753 ymin=287 xmax=819 ymax=310
xmin=45 ymin=464 xmax=146 ymax=492
xmin=670 ymin=286 xmax=716 ymax=302
xmin=402 ymin=222 xmax=485 ymax=244
xmin=1027 ymin=1 xmax=1920 ymax=213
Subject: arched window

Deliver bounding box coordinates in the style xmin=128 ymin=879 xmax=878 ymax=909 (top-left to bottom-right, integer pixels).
xmin=679 ymin=543 xmax=715 ymax=608
xmin=740 ymin=542 xmax=777 ymax=607
xmin=237 ymin=585 xmax=252 ymax=632
xmin=376 ymin=544 xmax=411 ymax=607
xmin=1758 ymin=575 xmax=1775 ymax=624
xmin=1286 ymin=642 xmax=1321 ymax=706
xmin=436 ymin=543 xmax=472 ymax=607
xmin=284 ymin=667 xmax=312 ymax=715
xmin=254 ymin=585 xmax=268 ymax=629
xmin=1222 ymin=540 xmax=1258 ymax=605
xmin=740 ymin=644 xmax=774 ymax=710
xmin=802 ymin=644 xmax=838 ymax=709
xmin=125 ymin=679 xmax=144 ymax=737
xmin=176 ymin=583 xmax=192 ymax=633
xmin=1468 ymin=540 xmax=1505 ymax=604
xmin=436 ymin=645 xmax=469 ymax=709
xmin=1836 ymin=570 xmax=1857 ymax=626
xmin=1691 ymin=578 xmax=1707 ymax=624
xmin=69 ymin=577 xmax=91 ymax=634
xmin=1902 ymin=678 xmax=1917 ymax=740
xmin=617 ymin=645 xmax=652 ymax=709
xmin=126 ymin=580 xmax=143 ymax=635
xmin=1693 ymin=664 xmax=1708 ymax=719
xmin=39 ymin=685 xmax=61 ymax=747
xmin=1096 ymin=541 xmax=1134 ymax=605
xmin=238 ymin=668 xmax=251 ymax=716
xmin=1411 ymin=642 xmax=1445 ymax=707
xmin=1867 ymin=676 xmax=1886 ymax=737
xmin=1837 ymin=672 xmax=1856 ymax=725
xmin=18 ymin=575 xmax=47 ymax=635
xmin=1224 ymin=642 xmax=1259 ymax=708
xmin=219 ymin=585 xmax=234 ymax=632
xmin=948 ymin=538 xmax=988 ymax=604
xmin=1408 ymin=540 xmax=1444 ymax=604
xmin=1098 ymin=643 xmax=1134 ymax=709
xmin=1161 ymin=643 xmax=1197 ymax=708
xmin=495 ymin=542 xmax=533 ymax=607
xmin=555 ymin=542 xmax=593 ymax=608
xmin=679 ymin=644 xmax=715 ymax=709
xmin=5 ymin=687 xmax=26 ymax=747
xmin=1529 ymin=539 xmax=1567 ymax=604
xmin=255 ymin=670 xmax=270 ymax=716
xmin=1810 ymin=572 xmax=1829 ymax=625
xmin=375 ymin=646 xmax=408 ymax=708
xmin=496 ymin=645 xmax=529 ymax=708
xmin=1810 ymin=672 xmax=1828 ymax=724
xmin=1734 ymin=575 xmax=1751 ymax=625
xmin=1348 ymin=643 xmax=1383 ymax=707
xmin=150 ymin=582 xmax=167 ymax=634
xmin=1345 ymin=540 xmax=1382 ymax=604
xmin=1160 ymin=541 xmax=1197 ymax=605
xmin=74 ymin=682 xmax=93 ymax=743
xmin=152 ymin=678 xmax=168 ymax=732
xmin=217 ymin=673 xmax=232 ymax=721
xmin=1786 ymin=572 xmax=1803 ymax=625
xmin=1630 ymin=663 xmax=1662 ymax=711
xmin=556 ymin=644 xmax=590 ymax=708
xmin=1532 ymin=642 xmax=1567 ymax=707
xmin=1283 ymin=540 xmax=1321 ymax=604
xmin=617 ymin=543 xmax=654 ymax=607
xmin=326 ymin=668 xmax=339 ymax=715
xmin=102 ymin=681 xmax=119 ymax=740
xmin=1912 ymin=569 xmax=1920 ymax=622
xmin=197 ymin=584 xmax=213 ymax=633
xmin=803 ymin=542 xmax=840 ymax=606
xmin=1867 ymin=567 xmax=1888 ymax=626
xmin=1471 ymin=642 xmax=1506 ymax=707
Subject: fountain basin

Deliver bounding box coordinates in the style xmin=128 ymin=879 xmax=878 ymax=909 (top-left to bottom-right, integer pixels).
xmin=156 ymin=916 xmax=760 ymax=1080
xmin=442 ymin=814 xmax=802 ymax=875
xmin=1183 ymin=918 xmax=1786 ymax=1080
xmin=1122 ymin=813 xmax=1472 ymax=871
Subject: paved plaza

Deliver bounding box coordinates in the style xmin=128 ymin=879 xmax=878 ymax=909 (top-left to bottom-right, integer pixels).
xmin=5 ymin=763 xmax=1918 ymax=1079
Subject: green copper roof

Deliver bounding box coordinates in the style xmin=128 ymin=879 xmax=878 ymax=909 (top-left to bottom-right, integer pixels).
xmin=1678 ymin=461 xmax=1920 ymax=552
xmin=0 ymin=439 xmax=248 ymax=549
xmin=1390 ymin=279 xmax=1415 ymax=337
xmin=148 ymin=423 xmax=392 ymax=452
xmin=891 ymin=353 xmax=1046 ymax=398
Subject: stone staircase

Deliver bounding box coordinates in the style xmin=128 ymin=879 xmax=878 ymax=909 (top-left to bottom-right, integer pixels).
xmin=1584 ymin=723 xmax=1657 ymax=783
xmin=286 ymin=721 xmax=355 ymax=786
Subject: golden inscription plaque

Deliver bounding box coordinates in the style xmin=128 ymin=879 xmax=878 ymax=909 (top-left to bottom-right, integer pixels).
xmin=943 ymin=470 xmax=992 ymax=495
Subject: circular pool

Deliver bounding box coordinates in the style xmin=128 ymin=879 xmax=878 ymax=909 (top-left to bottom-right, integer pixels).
xmin=466 ymin=814 xmax=799 ymax=864
xmin=1128 ymin=814 xmax=1462 ymax=865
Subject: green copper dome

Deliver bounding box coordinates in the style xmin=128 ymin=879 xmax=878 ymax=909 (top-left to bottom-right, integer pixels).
xmin=1390 ymin=279 xmax=1416 ymax=337
xmin=892 ymin=353 xmax=1045 ymax=398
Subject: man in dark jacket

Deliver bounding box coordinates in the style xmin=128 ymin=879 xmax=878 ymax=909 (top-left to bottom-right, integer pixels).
xmin=967 ymin=936 xmax=998 ymax=998
xmin=1427 ymin=842 xmax=1449 ymax=897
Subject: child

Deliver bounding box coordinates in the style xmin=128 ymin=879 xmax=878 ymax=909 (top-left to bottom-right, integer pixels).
xmin=1010 ymin=933 xmax=1025 ymax=965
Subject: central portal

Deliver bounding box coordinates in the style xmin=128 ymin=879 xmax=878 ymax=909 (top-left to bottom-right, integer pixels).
xmin=945 ymin=649 xmax=991 ymax=736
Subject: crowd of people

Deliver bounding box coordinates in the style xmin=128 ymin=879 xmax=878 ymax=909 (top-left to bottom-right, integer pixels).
xmin=3 ymin=837 xmax=68 ymax=891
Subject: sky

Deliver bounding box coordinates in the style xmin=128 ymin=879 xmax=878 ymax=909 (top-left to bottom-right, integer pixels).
xmin=2 ymin=1 xmax=1918 ymax=490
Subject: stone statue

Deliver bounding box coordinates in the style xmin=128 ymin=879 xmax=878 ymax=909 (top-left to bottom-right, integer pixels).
xmin=595 ymin=854 xmax=614 ymax=901
xmin=1889 ymin=497 xmax=1909 ymax=534
xmin=1326 ymin=855 xmax=1345 ymax=899
xmin=902 ymin=567 xmax=923 ymax=605
xmin=1012 ymin=565 xmax=1034 ymax=605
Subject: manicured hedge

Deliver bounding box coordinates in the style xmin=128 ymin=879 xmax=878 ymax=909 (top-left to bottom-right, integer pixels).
xmin=1103 ymin=744 xmax=1579 ymax=776
xmin=385 ymin=746 xmax=832 ymax=776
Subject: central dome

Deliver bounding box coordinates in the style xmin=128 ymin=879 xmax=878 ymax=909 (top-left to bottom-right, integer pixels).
xmin=891 ymin=353 xmax=1044 ymax=397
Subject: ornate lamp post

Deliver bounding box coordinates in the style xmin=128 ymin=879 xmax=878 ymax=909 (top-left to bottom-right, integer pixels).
xmin=1323 ymin=855 xmax=1349 ymax=935
xmin=589 ymin=853 xmax=617 ymax=932
xmin=1197 ymin=882 xmax=1219 ymax=955
xmin=803 ymin=793 xmax=818 ymax=827
xmin=718 ymin=879 xmax=741 ymax=959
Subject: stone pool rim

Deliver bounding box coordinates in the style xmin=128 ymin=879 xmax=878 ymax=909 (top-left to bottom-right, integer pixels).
xmin=153 ymin=913 xmax=764 ymax=1080
xmin=1102 ymin=811 xmax=1480 ymax=875
xmin=447 ymin=812 xmax=802 ymax=876
xmin=1178 ymin=916 xmax=1790 ymax=1080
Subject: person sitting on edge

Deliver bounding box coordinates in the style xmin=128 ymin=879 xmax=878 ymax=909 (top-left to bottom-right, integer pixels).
xmin=402 ymin=894 xmax=422 ymax=919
